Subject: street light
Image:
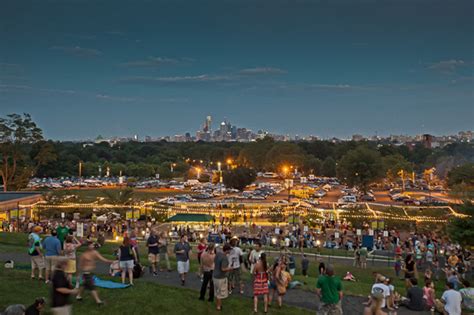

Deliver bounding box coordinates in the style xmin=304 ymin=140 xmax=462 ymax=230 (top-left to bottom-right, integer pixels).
xmin=226 ymin=158 xmax=233 ymax=170
xmin=170 ymin=163 xmax=177 ymax=172
xmin=195 ymin=167 xmax=201 ymax=179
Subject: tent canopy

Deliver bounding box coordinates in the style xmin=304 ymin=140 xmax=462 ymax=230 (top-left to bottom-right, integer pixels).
xmin=167 ymin=213 xmax=214 ymax=222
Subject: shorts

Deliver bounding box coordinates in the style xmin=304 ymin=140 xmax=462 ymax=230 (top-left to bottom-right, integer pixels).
xmin=82 ymin=272 xmax=95 ymax=291
xmin=213 ymin=278 xmax=229 ymax=299
xmin=148 ymin=253 xmax=159 ymax=264
xmin=317 ymin=301 xmax=343 ymax=315
xmin=229 ymin=267 xmax=241 ymax=284
xmin=119 ymin=260 xmax=134 ymax=270
xmin=51 ymin=305 xmax=72 ymax=315
xmin=45 ymin=256 xmax=58 ymax=272
xmin=289 ymin=268 xmax=295 ymax=276
xmin=177 ymin=260 xmax=190 ymax=274
xmin=64 ymin=259 xmax=76 ymax=274
xmin=360 ymin=256 xmax=367 ymax=263
xmin=31 ymin=256 xmax=45 ymax=270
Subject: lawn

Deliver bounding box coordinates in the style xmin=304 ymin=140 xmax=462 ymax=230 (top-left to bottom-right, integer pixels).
xmin=0 ymin=267 xmax=311 ymax=315
xmin=0 ymin=232 xmax=455 ymax=303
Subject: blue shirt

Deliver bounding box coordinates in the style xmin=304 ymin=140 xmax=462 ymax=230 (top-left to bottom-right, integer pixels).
xmin=42 ymin=236 xmax=61 ymax=256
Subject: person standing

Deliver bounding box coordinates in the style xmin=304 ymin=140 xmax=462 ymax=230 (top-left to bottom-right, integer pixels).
xmin=228 ymin=237 xmax=244 ymax=294
xmin=146 ymin=230 xmax=159 ymax=276
xmin=43 ymin=230 xmax=62 ymax=283
xmin=28 ymin=226 xmax=45 ymax=281
xmin=403 ymin=254 xmax=417 ymax=288
xmin=213 ymin=244 xmax=232 ymax=311
xmin=359 ymin=246 xmax=368 ymax=269
xmin=253 ymin=252 xmax=269 ymax=313
xmin=63 ymin=235 xmax=81 ymax=287
xmin=249 ymin=242 xmax=264 ymax=274
xmin=199 ymin=243 xmax=216 ymax=302
xmin=51 ymin=259 xmax=78 ymax=315
xmin=56 ymin=222 xmax=70 ymax=249
xmin=159 ymin=231 xmax=171 ymax=272
xmin=76 ymin=242 xmax=112 ymax=305
xmin=316 ymin=265 xmax=343 ymax=315
xmin=197 ymin=237 xmax=207 ymax=279
xmin=301 ymin=254 xmax=309 ymax=278
xmin=118 ymin=237 xmax=137 ymax=285
xmin=174 ymin=234 xmax=192 ymax=285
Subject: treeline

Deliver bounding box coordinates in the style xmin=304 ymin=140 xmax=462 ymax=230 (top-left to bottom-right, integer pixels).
xmin=34 ymin=137 xmax=473 ymax=180
xmin=1 ymin=113 xmax=473 ymax=191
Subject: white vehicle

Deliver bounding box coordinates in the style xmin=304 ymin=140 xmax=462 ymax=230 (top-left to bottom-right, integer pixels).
xmin=308 ymin=174 xmax=315 ymax=181
xmin=262 ymin=172 xmax=278 ymax=178
xmin=338 ymin=195 xmax=357 ymax=204
xmin=274 ymin=199 xmax=289 ymax=204
xmin=184 ymin=179 xmax=201 ymax=187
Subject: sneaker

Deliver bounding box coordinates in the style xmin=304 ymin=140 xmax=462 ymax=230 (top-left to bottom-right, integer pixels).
xmin=153 ymin=272 xmax=158 ymax=276
xmin=76 ymin=296 xmax=83 ymax=301
xmin=45 ymin=280 xmax=50 ymax=284
xmin=181 ymin=280 xmax=185 ymax=286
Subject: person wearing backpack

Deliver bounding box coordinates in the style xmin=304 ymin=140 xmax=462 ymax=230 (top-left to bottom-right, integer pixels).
xmin=28 ymin=226 xmax=45 ymax=281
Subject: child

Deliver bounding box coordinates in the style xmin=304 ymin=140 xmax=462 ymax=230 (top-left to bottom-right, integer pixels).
xmin=394 ymin=255 xmax=402 ymax=279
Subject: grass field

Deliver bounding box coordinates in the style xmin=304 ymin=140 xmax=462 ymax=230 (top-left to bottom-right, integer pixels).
xmin=0 ymin=267 xmax=312 ymax=315
xmin=1 ymin=231 xmax=456 ymax=300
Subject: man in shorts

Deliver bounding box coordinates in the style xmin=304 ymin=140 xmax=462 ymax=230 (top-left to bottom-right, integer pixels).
xmin=42 ymin=230 xmax=62 ymax=283
xmin=228 ymin=237 xmax=244 ymax=294
xmin=174 ymin=234 xmax=191 ymax=285
xmin=28 ymin=226 xmax=45 ymax=280
xmin=76 ymin=242 xmax=112 ymax=305
xmin=213 ymin=244 xmax=233 ymax=311
xmin=147 ymin=230 xmax=159 ymax=276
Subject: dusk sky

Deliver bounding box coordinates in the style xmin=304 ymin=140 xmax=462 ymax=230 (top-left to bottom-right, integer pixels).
xmin=1 ymin=0 xmax=473 ymax=140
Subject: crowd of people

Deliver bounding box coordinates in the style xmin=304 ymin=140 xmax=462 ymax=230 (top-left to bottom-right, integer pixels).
xmin=1 ymin=216 xmax=474 ymax=315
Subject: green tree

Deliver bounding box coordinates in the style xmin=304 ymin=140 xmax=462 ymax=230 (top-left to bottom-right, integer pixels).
xmin=321 ymin=157 xmax=337 ymax=177
xmin=447 ymin=201 xmax=474 ymax=247
xmin=447 ymin=163 xmax=474 ymax=187
xmin=0 ymin=113 xmax=44 ymax=191
xmin=263 ymin=142 xmax=306 ymax=171
xmin=382 ymin=154 xmax=414 ymax=183
xmin=102 ymin=188 xmax=134 ymax=205
xmin=223 ymin=167 xmax=256 ymax=191
xmin=337 ymin=147 xmax=384 ymax=192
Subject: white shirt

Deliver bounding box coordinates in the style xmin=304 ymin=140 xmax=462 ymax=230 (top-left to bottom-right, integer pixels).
xmin=228 ymin=247 xmax=243 ymax=269
xmin=442 ymin=289 xmax=462 ymax=315
xmin=371 ymin=283 xmax=390 ymax=308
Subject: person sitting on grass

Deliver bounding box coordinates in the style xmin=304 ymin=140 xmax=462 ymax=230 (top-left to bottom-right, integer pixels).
xmin=343 ymin=271 xmax=356 ymax=282
xmin=24 ymin=297 xmax=45 ymax=315
xmin=363 ymin=292 xmax=390 ymax=315
xmin=434 ymin=281 xmax=462 ymax=315
xmin=401 ymin=278 xmax=425 ymax=312
xmin=459 ymin=279 xmax=474 ymax=313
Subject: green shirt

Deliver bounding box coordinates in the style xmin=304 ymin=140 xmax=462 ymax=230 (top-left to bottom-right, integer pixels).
xmin=56 ymin=226 xmax=69 ymax=244
xmin=316 ymin=275 xmax=342 ymax=304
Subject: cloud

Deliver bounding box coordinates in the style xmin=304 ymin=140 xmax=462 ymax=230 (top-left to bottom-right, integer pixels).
xmin=427 ymin=59 xmax=467 ymax=74
xmin=120 ymin=56 xmax=180 ymax=68
xmin=0 ymin=84 xmax=76 ymax=94
xmin=50 ymin=46 xmax=102 ymax=58
xmin=95 ymin=94 xmax=139 ymax=102
xmin=119 ymin=74 xmax=233 ymax=85
xmin=238 ymin=67 xmax=287 ymax=75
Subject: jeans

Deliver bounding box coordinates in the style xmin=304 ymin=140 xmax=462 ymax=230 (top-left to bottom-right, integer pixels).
xmin=199 ymin=270 xmax=214 ymax=301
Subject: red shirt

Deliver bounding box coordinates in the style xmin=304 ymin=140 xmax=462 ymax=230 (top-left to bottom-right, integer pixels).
xmin=197 ymin=243 xmax=206 ymax=258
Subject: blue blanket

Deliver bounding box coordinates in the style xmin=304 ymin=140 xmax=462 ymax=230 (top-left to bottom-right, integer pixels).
xmin=93 ymin=275 xmax=130 ymax=289
xmin=73 ymin=275 xmax=130 ymax=289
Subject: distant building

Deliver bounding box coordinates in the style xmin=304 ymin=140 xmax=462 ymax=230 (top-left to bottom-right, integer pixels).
xmin=422 ymin=134 xmax=433 ymax=149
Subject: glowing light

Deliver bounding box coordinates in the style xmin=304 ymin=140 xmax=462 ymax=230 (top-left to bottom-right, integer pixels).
xmin=271 ymin=237 xmax=277 ymax=244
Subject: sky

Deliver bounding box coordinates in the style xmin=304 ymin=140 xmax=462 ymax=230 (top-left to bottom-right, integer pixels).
xmin=1 ymin=0 xmax=473 ymax=140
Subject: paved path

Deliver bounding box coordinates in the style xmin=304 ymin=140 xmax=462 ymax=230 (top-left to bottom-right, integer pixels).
xmin=0 ymin=252 xmax=429 ymax=314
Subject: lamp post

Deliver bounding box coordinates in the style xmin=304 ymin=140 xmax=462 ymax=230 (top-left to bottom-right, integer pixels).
xmin=217 ymin=162 xmax=223 ymax=194
xmin=196 ymin=167 xmax=201 ymax=179
xmin=226 ymin=158 xmax=233 ymax=170
xmin=170 ymin=163 xmax=176 ymax=172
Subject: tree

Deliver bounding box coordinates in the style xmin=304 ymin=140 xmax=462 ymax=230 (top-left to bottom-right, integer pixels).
xmin=321 ymin=157 xmax=337 ymax=177
xmin=337 ymin=147 xmax=384 ymax=192
xmin=382 ymin=154 xmax=414 ymax=183
xmin=223 ymin=167 xmax=256 ymax=191
xmin=447 ymin=201 xmax=474 ymax=247
xmin=0 ymin=113 xmax=43 ymax=191
xmin=263 ymin=142 xmax=306 ymax=171
xmin=102 ymin=188 xmax=134 ymax=205
xmin=447 ymin=163 xmax=474 ymax=187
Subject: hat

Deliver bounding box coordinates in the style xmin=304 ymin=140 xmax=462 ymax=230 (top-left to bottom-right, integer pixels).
xmin=33 ymin=226 xmax=43 ymax=233
xmin=231 ymin=236 xmax=239 ymax=240
xmin=377 ymin=275 xmax=386 ymax=282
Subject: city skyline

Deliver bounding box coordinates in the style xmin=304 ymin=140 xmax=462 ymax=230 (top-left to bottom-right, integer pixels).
xmin=1 ymin=0 xmax=473 ymax=140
